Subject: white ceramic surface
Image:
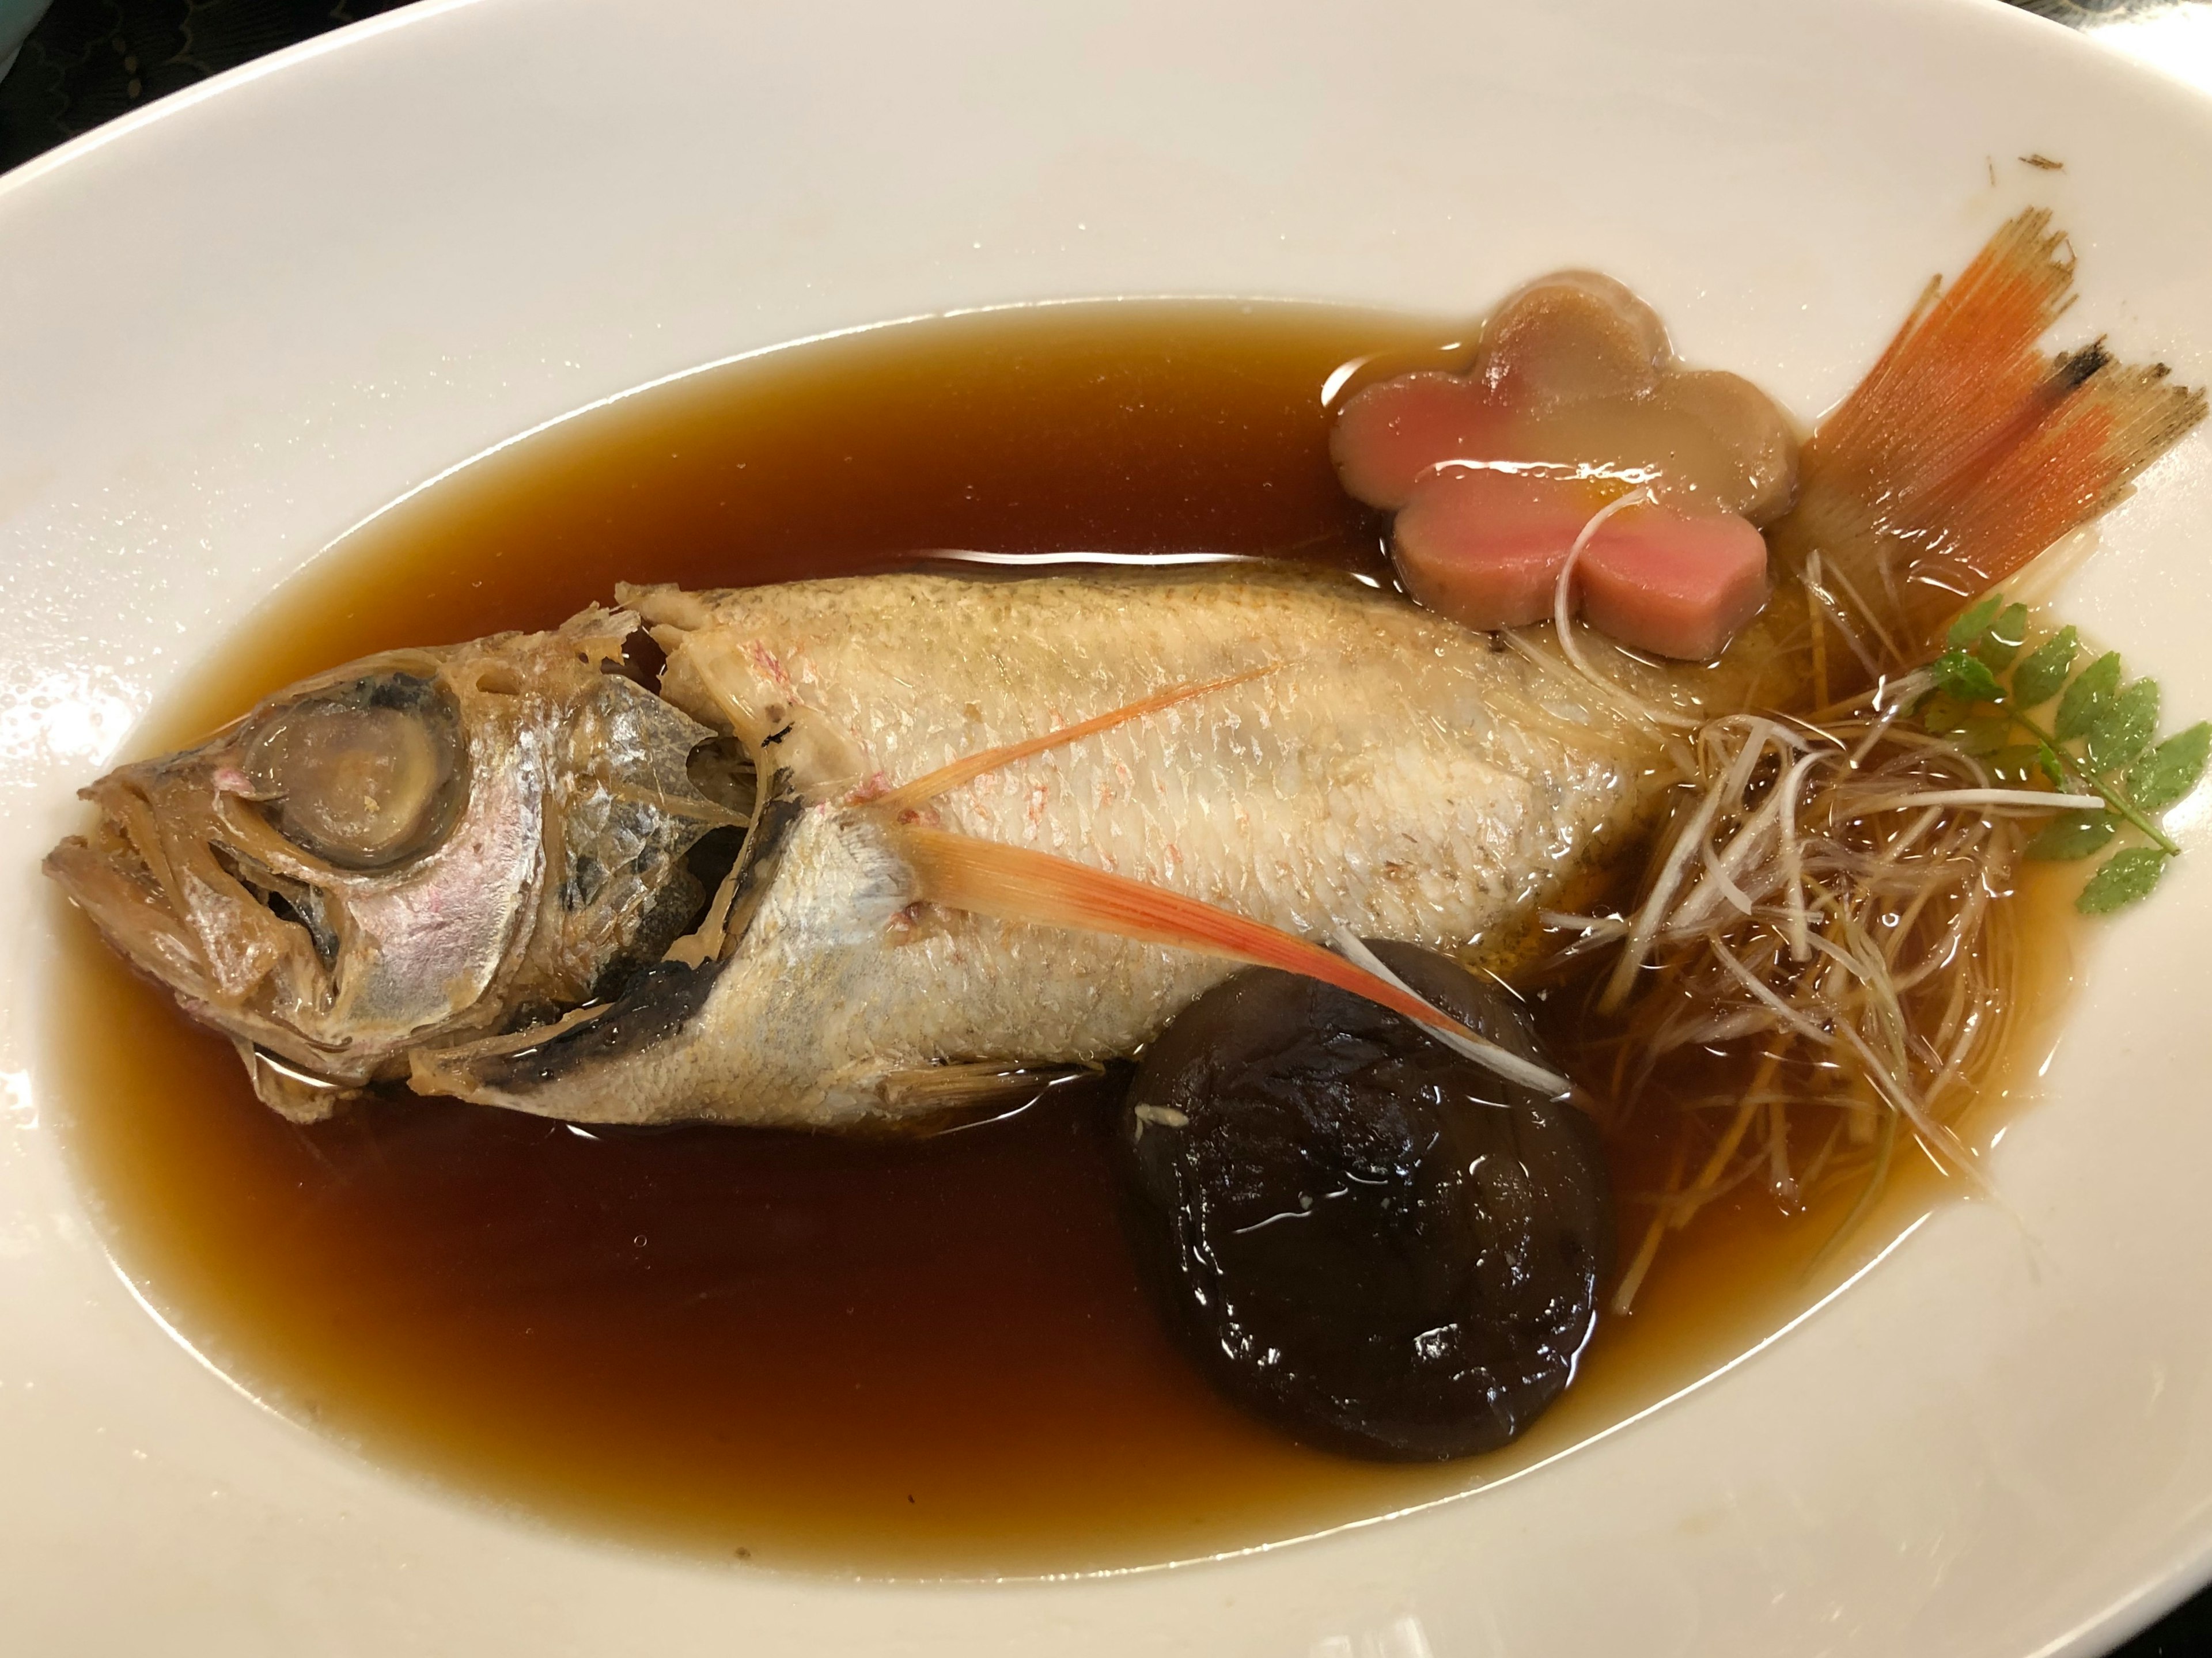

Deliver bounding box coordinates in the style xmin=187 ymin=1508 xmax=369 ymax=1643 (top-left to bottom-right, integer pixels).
xmin=4 ymin=1 xmax=2211 ymax=1652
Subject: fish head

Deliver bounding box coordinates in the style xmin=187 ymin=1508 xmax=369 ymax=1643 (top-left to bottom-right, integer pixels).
xmin=45 ymin=607 xmax=749 ymax=1120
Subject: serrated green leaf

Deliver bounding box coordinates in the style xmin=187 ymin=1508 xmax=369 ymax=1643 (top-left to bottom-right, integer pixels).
xmin=1919 ymin=692 xmax=2010 ymax=754
xmin=1917 ymin=690 xmax=1970 ymax=733
xmin=2055 ymin=651 xmax=2123 ymax=741
xmin=1948 ymin=595 xmax=2004 ymax=650
xmin=1976 ymin=603 xmax=2031 ymax=671
xmin=2035 ymin=743 xmax=2066 ymax=787
xmin=2126 ymin=721 xmax=2212 ymax=813
xmin=1987 ymin=744 xmax=2048 ymax=788
xmin=1963 ymin=715 xmax=2012 ymax=754
xmin=2087 ymin=678 xmax=2160 ymax=772
xmin=2012 ymin=625 xmax=2079 ymax=709
xmin=2026 ymin=810 xmax=2119 ymax=861
xmin=1933 ymin=646 xmax=2004 ymax=705
xmin=2077 ymin=846 xmax=2169 ymax=915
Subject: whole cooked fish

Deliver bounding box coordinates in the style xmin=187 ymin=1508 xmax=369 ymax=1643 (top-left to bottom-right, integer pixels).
xmin=45 ymin=213 xmax=2200 ymax=1129
xmin=51 ymin=562 xmax=1683 ymax=1126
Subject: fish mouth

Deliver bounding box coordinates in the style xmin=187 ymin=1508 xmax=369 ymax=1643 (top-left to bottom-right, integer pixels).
xmin=45 ymin=763 xmax=352 ymax=1072
xmin=46 ymin=777 xmax=386 ymax=1126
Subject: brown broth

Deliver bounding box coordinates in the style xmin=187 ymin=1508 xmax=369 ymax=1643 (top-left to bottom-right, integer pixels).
xmin=48 ymin=303 xmax=2081 ymax=1576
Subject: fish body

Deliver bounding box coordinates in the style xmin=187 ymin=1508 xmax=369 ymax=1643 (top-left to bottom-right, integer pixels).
xmin=49 ymin=560 xmax=1691 ymax=1127
xmin=420 ymin=564 xmax=1678 ymax=1125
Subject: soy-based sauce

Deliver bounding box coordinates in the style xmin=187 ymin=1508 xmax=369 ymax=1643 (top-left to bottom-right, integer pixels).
xmin=51 ymin=304 xmax=2075 ymax=1574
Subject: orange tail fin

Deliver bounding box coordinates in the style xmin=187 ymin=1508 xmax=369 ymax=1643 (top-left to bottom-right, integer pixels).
xmin=1776 ymin=209 xmax=2205 ymax=667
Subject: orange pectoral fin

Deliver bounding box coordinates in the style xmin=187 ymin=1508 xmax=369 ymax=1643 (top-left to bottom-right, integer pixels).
xmin=891 ymin=822 xmax=1568 ymax=1095
xmin=873 ymin=666 xmax=1275 ymax=814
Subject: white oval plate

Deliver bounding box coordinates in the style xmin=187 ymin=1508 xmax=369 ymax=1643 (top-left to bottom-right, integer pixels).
xmin=5 ymin=1 xmax=2211 ymax=1652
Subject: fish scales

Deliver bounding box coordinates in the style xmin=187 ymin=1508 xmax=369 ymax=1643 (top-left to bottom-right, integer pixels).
xmin=473 ymin=563 xmax=1662 ymax=1126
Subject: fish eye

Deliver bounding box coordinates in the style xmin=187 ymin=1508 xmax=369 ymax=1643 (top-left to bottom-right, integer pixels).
xmin=241 ymin=672 xmax=464 ymax=870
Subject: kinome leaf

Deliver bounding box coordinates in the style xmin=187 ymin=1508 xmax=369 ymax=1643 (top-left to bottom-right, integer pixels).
xmin=2026 ymin=810 xmax=2119 ymax=862
xmin=2012 ymin=625 xmax=2078 ymax=709
xmin=2127 ymin=721 xmax=2212 ymax=813
xmin=2055 ymin=651 xmax=2123 ymax=742
xmin=2077 ymin=846 xmax=2169 ymax=915
xmin=2086 ymin=678 xmax=2160 ymax=772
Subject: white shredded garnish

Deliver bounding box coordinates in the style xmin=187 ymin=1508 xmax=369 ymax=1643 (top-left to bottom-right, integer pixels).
xmin=1814 ymin=555 xmax=1908 ymax=668
xmin=1803 ymin=561 xmax=1887 ymax=684
xmin=1331 ymin=929 xmax=1570 ymax=1098
xmin=1776 ymin=751 xmax=1819 ymax=961
xmin=1538 ymin=910 xmax=1626 ymax=936
xmin=1567 ymin=691 xmax=2041 ymax=1311
xmin=1547 ymin=488 xmax=1703 ymax=733
xmin=1710 ymin=937 xmax=1834 ymax=1046
xmin=1847 ymin=670 xmax=1931 ymax=764
xmin=1851 ymin=789 xmax=2103 ymax=813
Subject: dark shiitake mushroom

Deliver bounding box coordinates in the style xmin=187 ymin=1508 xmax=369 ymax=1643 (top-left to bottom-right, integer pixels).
xmin=1118 ymin=941 xmax=1612 ymax=1461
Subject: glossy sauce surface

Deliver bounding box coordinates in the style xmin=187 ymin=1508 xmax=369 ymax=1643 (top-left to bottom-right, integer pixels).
xmin=50 ymin=304 xmax=2078 ymax=1574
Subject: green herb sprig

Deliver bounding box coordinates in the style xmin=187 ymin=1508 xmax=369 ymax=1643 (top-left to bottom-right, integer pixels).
xmin=1917 ymin=594 xmax=2207 ymax=914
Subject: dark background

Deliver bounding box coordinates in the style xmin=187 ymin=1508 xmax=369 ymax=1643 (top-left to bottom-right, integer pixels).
xmin=2 ymin=0 xmax=2209 ymax=1652
xmin=0 ymin=1 xmax=409 ymax=162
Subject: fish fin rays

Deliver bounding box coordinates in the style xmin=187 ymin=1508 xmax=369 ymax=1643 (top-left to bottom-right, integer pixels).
xmin=869 ymin=1060 xmax=1109 ymax=1130
xmin=406 ymin=1001 xmax=615 ymax=1100
xmin=1775 ymin=207 xmax=2206 ymax=666
xmin=873 ymin=666 xmax=1275 ymax=814
xmin=889 ymin=823 xmax=1567 ymax=1093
